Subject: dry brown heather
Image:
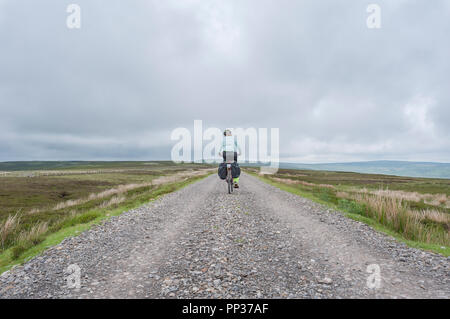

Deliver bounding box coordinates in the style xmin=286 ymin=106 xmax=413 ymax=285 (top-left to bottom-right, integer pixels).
xmin=25 ymin=169 xmax=214 ymax=214
xmin=271 ymin=177 xmax=335 ymax=189
xmin=12 ymin=169 xmax=152 ymax=177
xmin=338 ymin=189 xmax=449 ymax=209
xmin=349 ymin=188 xmax=450 ymax=208
xmin=339 ymin=192 xmax=449 ymax=243
xmin=16 ymin=222 xmax=48 ymax=245
xmin=0 ymin=214 xmax=21 ymax=249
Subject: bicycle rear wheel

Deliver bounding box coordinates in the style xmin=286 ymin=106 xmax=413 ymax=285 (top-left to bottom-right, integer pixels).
xmin=227 ymin=169 xmax=233 ymax=194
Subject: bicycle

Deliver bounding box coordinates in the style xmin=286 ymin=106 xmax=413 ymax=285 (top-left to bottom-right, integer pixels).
xmin=226 ymin=162 xmax=233 ymax=194
xmin=220 ymin=151 xmax=239 ymax=194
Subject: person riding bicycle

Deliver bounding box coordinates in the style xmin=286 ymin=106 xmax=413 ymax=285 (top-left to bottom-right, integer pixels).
xmin=218 ymin=129 xmax=241 ymax=188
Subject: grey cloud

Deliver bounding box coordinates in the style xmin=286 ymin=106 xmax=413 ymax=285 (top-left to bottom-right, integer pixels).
xmin=0 ymin=0 xmax=449 ymax=162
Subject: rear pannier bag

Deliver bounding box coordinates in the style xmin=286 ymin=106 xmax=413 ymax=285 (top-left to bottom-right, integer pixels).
xmin=218 ymin=163 xmax=227 ymax=180
xmin=231 ymin=162 xmax=241 ymax=178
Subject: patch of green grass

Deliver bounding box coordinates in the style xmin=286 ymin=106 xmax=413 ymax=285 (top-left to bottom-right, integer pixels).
xmin=313 ymin=188 xmax=338 ymax=204
xmin=337 ymin=199 xmax=365 ymax=215
xmin=61 ymin=211 xmax=102 ymax=228
xmin=11 ymin=236 xmax=46 ymax=260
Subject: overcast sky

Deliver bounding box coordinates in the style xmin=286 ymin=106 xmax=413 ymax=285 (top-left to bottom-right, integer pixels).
xmin=0 ymin=0 xmax=449 ymax=163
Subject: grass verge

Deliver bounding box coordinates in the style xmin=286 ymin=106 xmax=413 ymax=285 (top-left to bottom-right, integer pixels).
xmin=0 ymin=173 xmax=211 ymax=274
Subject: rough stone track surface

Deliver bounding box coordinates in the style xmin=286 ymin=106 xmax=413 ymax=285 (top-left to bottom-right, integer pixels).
xmin=0 ymin=173 xmax=449 ymax=298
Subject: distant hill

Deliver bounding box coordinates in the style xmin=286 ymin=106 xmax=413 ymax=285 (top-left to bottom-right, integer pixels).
xmin=0 ymin=161 xmax=97 ymax=171
xmin=1 ymin=160 xmax=449 ymax=179
xmin=278 ymin=161 xmax=450 ymax=179
xmin=0 ymin=161 xmax=175 ymax=171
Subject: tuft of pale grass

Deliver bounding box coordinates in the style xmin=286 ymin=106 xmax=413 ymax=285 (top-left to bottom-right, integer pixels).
xmin=11 ymin=222 xmax=49 ymax=259
xmin=17 ymin=222 xmax=48 ymax=245
xmin=54 ymin=198 xmax=84 ymax=210
xmin=99 ymin=195 xmax=126 ymax=208
xmin=336 ymin=191 xmax=350 ymax=198
xmin=415 ymin=209 xmax=450 ymax=233
xmin=28 ymin=208 xmax=41 ymax=215
xmin=50 ymin=169 xmax=212 ymax=211
xmin=271 ymin=177 xmax=300 ymax=185
xmin=350 ymin=188 xmax=449 ymax=208
xmin=22 ymin=168 xmax=212 ymax=215
xmin=344 ymin=192 xmax=449 ymax=245
xmin=424 ymin=193 xmax=449 ymax=207
xmin=271 ymin=177 xmax=335 ymax=189
xmin=52 ymin=183 xmax=151 ymax=211
xmin=0 ymin=214 xmax=21 ymax=249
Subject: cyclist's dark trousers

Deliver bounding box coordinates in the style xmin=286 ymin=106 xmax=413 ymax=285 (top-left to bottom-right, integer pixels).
xmin=223 ymin=151 xmax=237 ymax=162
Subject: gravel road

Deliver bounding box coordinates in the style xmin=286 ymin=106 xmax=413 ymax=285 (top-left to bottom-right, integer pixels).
xmin=1 ymin=172 xmax=449 ymax=299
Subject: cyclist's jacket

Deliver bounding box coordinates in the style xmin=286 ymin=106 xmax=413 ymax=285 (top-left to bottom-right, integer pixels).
xmin=219 ymin=136 xmax=241 ymax=154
